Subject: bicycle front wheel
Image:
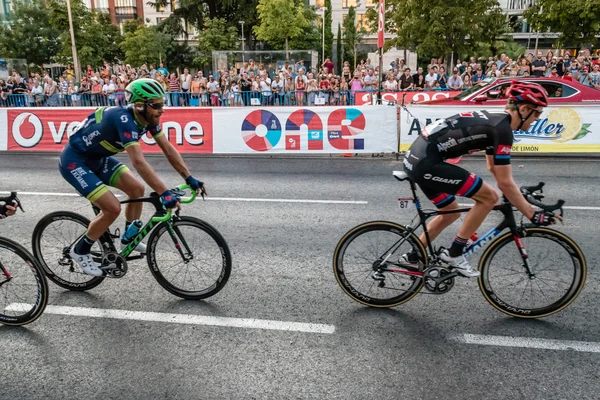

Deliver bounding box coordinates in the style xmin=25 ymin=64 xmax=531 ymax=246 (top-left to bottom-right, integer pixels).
xmin=333 ymin=221 xmax=427 ymax=308
xmin=147 ymin=216 xmax=232 ymax=300
xmin=0 ymin=237 xmax=49 ymax=325
xmin=479 ymin=227 xmax=586 ymax=318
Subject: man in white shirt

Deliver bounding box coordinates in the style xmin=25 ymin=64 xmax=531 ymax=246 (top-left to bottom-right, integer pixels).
xmin=424 ymin=67 xmax=439 ymax=89
xmin=102 ymin=78 xmax=116 ymax=106
xmin=259 ymin=74 xmax=272 ymax=105
xmin=363 ymin=68 xmax=377 ymax=92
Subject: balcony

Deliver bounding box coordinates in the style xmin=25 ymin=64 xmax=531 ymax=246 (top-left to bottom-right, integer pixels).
xmin=115 ymin=5 xmax=136 ymax=17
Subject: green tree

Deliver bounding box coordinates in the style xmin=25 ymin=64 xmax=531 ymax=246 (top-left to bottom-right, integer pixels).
xmin=120 ymin=25 xmax=172 ymax=67
xmin=524 ymin=0 xmax=600 ymax=48
xmin=0 ymin=0 xmax=62 ymax=67
xmin=147 ymin=0 xmax=204 ymax=40
xmin=49 ymin=0 xmax=123 ymax=68
xmin=266 ymin=6 xmax=320 ymax=52
xmin=166 ymin=41 xmax=195 ymax=71
xmin=343 ymin=6 xmax=363 ymax=69
xmin=336 ymin=23 xmax=343 ymax=74
xmin=479 ymin=5 xmax=510 ymax=56
xmin=378 ymin=0 xmax=504 ymax=61
xmin=195 ymin=18 xmax=239 ymax=68
xmin=324 ymin=0 xmax=333 ymax=61
xmin=254 ymin=0 xmax=308 ymax=58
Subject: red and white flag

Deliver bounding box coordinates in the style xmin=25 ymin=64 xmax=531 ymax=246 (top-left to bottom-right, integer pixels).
xmin=377 ymin=0 xmax=385 ymax=49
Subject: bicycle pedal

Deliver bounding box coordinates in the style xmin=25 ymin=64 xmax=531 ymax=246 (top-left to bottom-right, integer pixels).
xmin=371 ymin=271 xmax=385 ymax=281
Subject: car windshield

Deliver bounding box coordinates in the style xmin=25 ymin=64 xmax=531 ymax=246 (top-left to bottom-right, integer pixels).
xmin=454 ymin=77 xmax=495 ymax=100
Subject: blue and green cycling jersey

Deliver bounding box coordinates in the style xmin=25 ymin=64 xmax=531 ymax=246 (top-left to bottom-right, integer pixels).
xmin=68 ymin=105 xmax=163 ymax=157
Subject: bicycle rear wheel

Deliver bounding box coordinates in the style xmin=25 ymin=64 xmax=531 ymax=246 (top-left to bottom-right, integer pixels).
xmin=0 ymin=237 xmax=49 ymax=325
xmin=479 ymin=227 xmax=586 ymax=318
xmin=333 ymin=221 xmax=427 ymax=307
xmin=147 ymin=216 xmax=232 ymax=300
xmin=32 ymin=211 xmax=108 ymax=291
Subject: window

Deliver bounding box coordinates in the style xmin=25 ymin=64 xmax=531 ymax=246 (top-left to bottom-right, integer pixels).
xmin=170 ymin=0 xmax=176 ymax=10
xmin=342 ymin=0 xmax=356 ymax=8
xmin=357 ymin=14 xmax=369 ymax=32
xmin=365 ymin=0 xmax=377 ymax=7
xmin=94 ymin=0 xmax=109 ymax=12
xmin=157 ymin=3 xmax=165 ymax=11
xmin=156 ymin=17 xmax=167 ymax=24
xmin=315 ymin=0 xmax=324 ymax=7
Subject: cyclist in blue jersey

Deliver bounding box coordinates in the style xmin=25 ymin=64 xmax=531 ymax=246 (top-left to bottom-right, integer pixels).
xmin=59 ymin=78 xmax=205 ymax=276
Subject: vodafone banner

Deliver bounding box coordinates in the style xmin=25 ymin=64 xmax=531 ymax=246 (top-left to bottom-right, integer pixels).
xmin=1 ymin=106 xmax=397 ymax=154
xmin=354 ymin=91 xmax=463 ymax=106
xmin=4 ymin=108 xmax=213 ymax=153
xmin=400 ymin=105 xmax=600 ymax=153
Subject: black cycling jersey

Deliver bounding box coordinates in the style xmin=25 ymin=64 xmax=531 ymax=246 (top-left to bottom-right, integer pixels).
xmin=402 ymin=110 xmax=514 ymax=208
xmin=421 ymin=110 xmax=513 ymax=165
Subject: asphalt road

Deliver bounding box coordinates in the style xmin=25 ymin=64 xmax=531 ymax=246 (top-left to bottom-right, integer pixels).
xmin=1 ymin=153 xmax=599 ymax=400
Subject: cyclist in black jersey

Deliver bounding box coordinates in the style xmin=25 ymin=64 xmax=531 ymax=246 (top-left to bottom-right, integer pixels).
xmin=403 ymin=81 xmax=561 ymax=277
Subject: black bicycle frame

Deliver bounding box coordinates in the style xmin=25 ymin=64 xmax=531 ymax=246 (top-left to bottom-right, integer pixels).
xmin=390 ymin=178 xmax=530 ymax=273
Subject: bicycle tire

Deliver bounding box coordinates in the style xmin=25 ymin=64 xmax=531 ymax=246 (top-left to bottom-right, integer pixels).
xmin=32 ymin=211 xmax=109 ymax=291
xmin=333 ymin=221 xmax=427 ymax=307
xmin=479 ymin=227 xmax=586 ymax=318
xmin=0 ymin=237 xmax=49 ymax=325
xmin=146 ymin=216 xmax=232 ymax=300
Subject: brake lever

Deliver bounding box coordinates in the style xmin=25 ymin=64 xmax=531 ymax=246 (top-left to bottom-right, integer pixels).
xmin=14 ymin=195 xmax=24 ymax=212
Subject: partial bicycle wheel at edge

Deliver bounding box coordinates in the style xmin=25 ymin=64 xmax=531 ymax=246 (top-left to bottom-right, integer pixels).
xmin=147 ymin=216 xmax=232 ymax=300
xmin=479 ymin=227 xmax=586 ymax=318
xmin=333 ymin=221 xmax=428 ymax=308
xmin=32 ymin=211 xmax=108 ymax=291
xmin=0 ymin=237 xmax=49 ymax=325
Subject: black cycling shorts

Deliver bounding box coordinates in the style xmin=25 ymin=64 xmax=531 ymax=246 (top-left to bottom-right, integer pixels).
xmin=403 ymin=137 xmax=483 ymax=208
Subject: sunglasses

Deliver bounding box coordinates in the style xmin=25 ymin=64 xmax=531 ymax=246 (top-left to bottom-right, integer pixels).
xmin=528 ymin=108 xmax=543 ymax=118
xmin=146 ymin=102 xmax=165 ymax=110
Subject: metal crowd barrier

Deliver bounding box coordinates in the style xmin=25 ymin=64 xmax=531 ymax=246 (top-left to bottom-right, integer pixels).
xmin=0 ymin=88 xmax=464 ymax=108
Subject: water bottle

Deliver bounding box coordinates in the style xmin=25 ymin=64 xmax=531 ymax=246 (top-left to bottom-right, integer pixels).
xmin=121 ymin=220 xmax=143 ymax=244
xmin=467 ymin=232 xmax=479 ymax=246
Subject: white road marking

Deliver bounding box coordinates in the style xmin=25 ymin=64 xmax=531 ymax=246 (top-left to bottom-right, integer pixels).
xmin=206 ymin=197 xmax=367 ymax=205
xmin=6 ymin=303 xmax=336 ymax=334
xmin=459 ymin=203 xmax=599 ymax=211
xmin=451 ymin=333 xmax=600 ymax=353
xmin=0 ymin=191 xmax=367 ymax=205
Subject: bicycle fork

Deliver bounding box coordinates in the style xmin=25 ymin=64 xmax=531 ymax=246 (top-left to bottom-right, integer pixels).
xmin=165 ymin=220 xmax=193 ymax=262
xmin=0 ymin=262 xmax=12 ymax=287
xmin=512 ymin=231 xmax=535 ymax=278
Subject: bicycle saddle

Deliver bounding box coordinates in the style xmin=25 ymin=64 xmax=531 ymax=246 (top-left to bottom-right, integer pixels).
xmin=393 ymin=171 xmax=411 ymax=182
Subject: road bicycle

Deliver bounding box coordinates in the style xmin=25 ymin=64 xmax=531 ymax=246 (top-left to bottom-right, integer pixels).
xmin=32 ymin=185 xmax=231 ymax=300
xmin=333 ymin=171 xmax=586 ymax=318
xmin=0 ymin=192 xmax=49 ymax=325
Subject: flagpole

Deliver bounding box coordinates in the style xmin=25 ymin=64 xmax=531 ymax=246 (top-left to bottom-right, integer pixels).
xmin=377 ymin=0 xmax=385 ymax=105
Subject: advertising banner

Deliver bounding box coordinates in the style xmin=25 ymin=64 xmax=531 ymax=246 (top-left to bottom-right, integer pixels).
xmin=1 ymin=106 xmax=397 ymax=154
xmin=399 ymin=105 xmax=600 ymax=153
xmin=212 ymin=106 xmax=397 ymax=153
xmin=355 ymin=90 xmax=463 ymax=106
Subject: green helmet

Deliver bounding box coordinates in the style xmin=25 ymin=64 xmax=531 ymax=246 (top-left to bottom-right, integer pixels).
xmin=125 ymin=78 xmax=165 ymax=103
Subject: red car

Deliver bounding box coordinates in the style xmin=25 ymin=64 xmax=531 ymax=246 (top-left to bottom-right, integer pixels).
xmin=420 ymin=77 xmax=600 ymax=106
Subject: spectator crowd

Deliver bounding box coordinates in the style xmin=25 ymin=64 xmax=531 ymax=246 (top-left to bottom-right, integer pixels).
xmin=1 ymin=48 xmax=600 ymax=108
